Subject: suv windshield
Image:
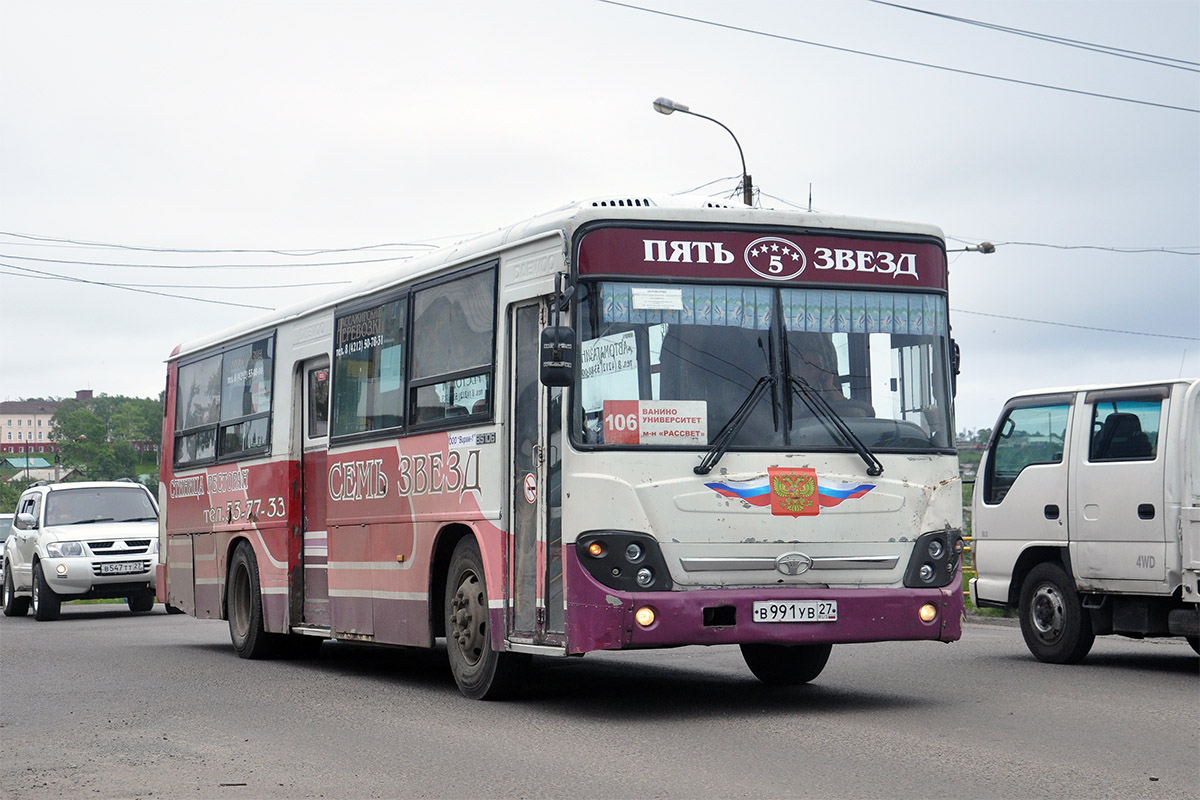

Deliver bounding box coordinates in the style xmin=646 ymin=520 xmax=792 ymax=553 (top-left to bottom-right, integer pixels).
xmin=574 ymin=281 xmax=953 ymax=453
xmin=44 ymin=487 xmax=158 ymax=526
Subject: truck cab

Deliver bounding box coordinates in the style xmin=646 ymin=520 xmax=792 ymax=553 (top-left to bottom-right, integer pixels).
xmin=971 ymin=379 xmax=1200 ymax=661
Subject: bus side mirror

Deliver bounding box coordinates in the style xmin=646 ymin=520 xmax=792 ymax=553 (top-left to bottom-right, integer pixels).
xmin=540 ymin=326 xmax=575 ymax=387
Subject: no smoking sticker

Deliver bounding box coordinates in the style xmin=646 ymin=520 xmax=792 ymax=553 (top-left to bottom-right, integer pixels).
xmin=523 ymin=472 xmax=537 ymax=503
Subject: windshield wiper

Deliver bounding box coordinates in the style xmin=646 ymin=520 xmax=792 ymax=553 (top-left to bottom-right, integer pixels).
xmin=694 ymin=375 xmax=775 ymax=475
xmin=789 ymin=377 xmax=884 ymax=477
xmin=63 ymin=517 xmax=115 ymax=525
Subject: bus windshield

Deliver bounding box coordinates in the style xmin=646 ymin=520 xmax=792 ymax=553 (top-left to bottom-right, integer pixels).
xmin=575 ymin=281 xmax=953 ymax=452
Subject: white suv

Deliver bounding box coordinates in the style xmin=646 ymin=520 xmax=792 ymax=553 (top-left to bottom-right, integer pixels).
xmin=2 ymin=481 xmax=159 ymax=621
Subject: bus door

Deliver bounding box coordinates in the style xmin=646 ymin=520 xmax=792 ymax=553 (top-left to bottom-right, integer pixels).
xmin=510 ymin=301 xmax=565 ymax=646
xmin=299 ymin=360 xmax=331 ymax=628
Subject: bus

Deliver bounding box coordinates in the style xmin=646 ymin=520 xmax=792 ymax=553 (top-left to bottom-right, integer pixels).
xmin=158 ymin=195 xmax=965 ymax=699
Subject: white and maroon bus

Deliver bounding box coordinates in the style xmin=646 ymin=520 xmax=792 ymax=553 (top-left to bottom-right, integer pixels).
xmin=159 ymin=196 xmax=964 ymax=699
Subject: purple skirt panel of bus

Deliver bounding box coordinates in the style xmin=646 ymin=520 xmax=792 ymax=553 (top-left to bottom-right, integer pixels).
xmin=562 ymin=549 xmax=963 ymax=654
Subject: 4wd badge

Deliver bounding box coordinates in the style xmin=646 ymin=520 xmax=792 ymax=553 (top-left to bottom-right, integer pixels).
xmin=768 ymin=467 xmax=819 ymax=517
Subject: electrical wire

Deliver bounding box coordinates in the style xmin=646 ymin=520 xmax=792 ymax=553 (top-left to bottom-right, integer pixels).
xmin=0 ymin=230 xmax=439 ymax=256
xmin=0 ymin=262 xmax=273 ymax=310
xmin=950 ymin=308 xmax=1198 ymax=340
xmin=0 ymin=251 xmax=415 ymax=271
xmin=594 ymin=0 xmax=1199 ymax=113
xmin=865 ymin=0 xmax=1200 ymax=72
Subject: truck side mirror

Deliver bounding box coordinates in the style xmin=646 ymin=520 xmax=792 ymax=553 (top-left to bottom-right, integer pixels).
xmin=540 ymin=325 xmax=575 ymax=387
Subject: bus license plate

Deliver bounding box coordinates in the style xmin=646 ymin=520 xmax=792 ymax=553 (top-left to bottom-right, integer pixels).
xmin=752 ymin=600 xmax=837 ymax=623
xmin=101 ymin=562 xmax=142 ymax=575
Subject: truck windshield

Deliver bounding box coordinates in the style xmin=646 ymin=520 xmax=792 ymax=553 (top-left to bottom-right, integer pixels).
xmin=573 ymin=281 xmax=953 ymax=453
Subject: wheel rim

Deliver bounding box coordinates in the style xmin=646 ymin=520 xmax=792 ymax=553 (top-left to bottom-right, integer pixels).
xmin=2 ymin=574 xmax=10 ymax=606
xmin=230 ymin=562 xmax=250 ymax=640
xmin=449 ymin=570 xmax=486 ymax=666
xmin=32 ymin=569 xmax=40 ymax=612
xmin=1030 ymin=582 xmax=1065 ymax=644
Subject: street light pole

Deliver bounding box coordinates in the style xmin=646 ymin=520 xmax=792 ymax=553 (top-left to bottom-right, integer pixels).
xmin=653 ymin=97 xmax=753 ymax=207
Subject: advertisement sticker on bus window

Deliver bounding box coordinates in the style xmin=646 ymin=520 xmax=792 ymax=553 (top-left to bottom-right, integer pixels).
xmin=631 ymin=287 xmax=684 ymax=311
xmin=602 ymin=400 xmax=708 ymax=445
xmin=580 ymin=330 xmax=638 ymax=413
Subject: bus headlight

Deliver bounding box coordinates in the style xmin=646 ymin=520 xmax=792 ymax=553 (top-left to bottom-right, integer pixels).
xmin=575 ymin=532 xmax=673 ymax=592
xmin=903 ymin=530 xmax=962 ymax=588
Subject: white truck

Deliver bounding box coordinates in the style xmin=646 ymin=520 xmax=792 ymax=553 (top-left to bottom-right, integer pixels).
xmin=970 ymin=379 xmax=1200 ymax=662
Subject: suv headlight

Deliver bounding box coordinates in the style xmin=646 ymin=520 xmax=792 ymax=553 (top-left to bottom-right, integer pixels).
xmin=46 ymin=541 xmax=86 ymax=558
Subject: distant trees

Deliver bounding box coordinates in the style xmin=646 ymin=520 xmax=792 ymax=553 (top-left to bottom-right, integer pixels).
xmin=51 ymin=395 xmax=162 ymax=484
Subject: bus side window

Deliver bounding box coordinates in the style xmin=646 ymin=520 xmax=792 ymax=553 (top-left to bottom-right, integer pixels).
xmin=308 ymin=367 xmax=329 ymax=439
xmin=408 ymin=266 xmax=497 ymax=427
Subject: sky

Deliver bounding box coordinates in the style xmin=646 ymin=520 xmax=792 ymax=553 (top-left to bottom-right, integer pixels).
xmin=1 ymin=0 xmax=1197 ymax=432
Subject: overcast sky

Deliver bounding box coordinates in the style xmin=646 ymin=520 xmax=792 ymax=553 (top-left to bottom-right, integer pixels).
xmin=1 ymin=0 xmax=1196 ymax=431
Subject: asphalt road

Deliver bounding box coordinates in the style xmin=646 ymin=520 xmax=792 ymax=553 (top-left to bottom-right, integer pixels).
xmin=1 ymin=606 xmax=1195 ymax=800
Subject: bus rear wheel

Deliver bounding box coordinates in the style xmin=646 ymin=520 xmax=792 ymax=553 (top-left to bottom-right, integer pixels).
xmin=228 ymin=541 xmax=284 ymax=659
xmin=444 ymin=538 xmax=529 ymax=700
xmin=740 ymin=643 xmax=832 ymax=685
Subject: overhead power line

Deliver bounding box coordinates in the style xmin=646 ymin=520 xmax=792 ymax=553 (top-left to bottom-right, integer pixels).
xmin=946 ymin=236 xmax=1199 ymax=257
xmin=0 ymin=262 xmax=273 ymax=310
xmin=0 ymin=251 xmax=415 ymax=271
xmin=951 ymin=308 xmax=1199 ymax=341
xmin=0 ymin=230 xmax=440 ymax=256
xmin=594 ymin=0 xmax=1199 ymax=113
xmin=866 ymin=0 xmax=1200 ymax=72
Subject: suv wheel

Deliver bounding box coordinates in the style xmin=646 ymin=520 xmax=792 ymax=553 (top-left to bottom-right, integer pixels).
xmin=2 ymin=569 xmax=29 ymax=617
xmin=32 ymin=562 xmax=62 ymax=621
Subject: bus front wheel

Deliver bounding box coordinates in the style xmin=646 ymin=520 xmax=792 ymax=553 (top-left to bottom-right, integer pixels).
xmin=740 ymin=642 xmax=832 ymax=685
xmin=444 ymin=538 xmax=529 ymax=700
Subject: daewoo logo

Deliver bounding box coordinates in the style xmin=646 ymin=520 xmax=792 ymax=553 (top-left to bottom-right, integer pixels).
xmin=775 ymin=552 xmax=814 ymax=576
xmin=745 ymin=236 xmax=806 ymax=281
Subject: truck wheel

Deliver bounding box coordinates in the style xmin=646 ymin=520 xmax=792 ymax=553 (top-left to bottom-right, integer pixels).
xmin=32 ymin=562 xmax=62 ymax=621
xmin=2 ymin=569 xmax=29 ymax=617
xmin=227 ymin=541 xmax=284 ymax=659
xmin=127 ymin=594 xmax=155 ymax=614
xmin=1019 ymin=562 xmax=1094 ymax=664
xmin=740 ymin=643 xmax=833 ymax=685
xmin=444 ymin=537 xmax=529 ymax=700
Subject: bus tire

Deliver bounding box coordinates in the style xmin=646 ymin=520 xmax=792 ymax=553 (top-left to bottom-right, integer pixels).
xmin=32 ymin=561 xmax=62 ymax=621
xmin=445 ymin=537 xmax=529 ymax=700
xmin=127 ymin=594 xmax=155 ymax=614
xmin=2 ymin=569 xmax=29 ymax=617
xmin=1019 ymin=562 xmax=1094 ymax=664
xmin=739 ymin=642 xmax=832 ymax=685
xmin=228 ymin=541 xmax=284 ymax=659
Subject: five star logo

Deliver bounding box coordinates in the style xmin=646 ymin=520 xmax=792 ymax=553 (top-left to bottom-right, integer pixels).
xmin=769 ymin=467 xmax=819 ymax=517
xmin=744 ymin=236 xmax=807 ymax=281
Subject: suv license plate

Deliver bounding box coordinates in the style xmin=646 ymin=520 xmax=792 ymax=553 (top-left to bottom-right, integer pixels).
xmin=752 ymin=600 xmax=837 ymax=623
xmin=101 ymin=562 xmax=142 ymax=575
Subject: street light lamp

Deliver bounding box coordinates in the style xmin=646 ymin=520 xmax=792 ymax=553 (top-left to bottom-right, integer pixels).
xmin=653 ymin=96 xmax=753 ymax=207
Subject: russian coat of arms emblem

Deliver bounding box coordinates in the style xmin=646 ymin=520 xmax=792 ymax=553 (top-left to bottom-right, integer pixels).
xmin=768 ymin=467 xmax=819 ymax=517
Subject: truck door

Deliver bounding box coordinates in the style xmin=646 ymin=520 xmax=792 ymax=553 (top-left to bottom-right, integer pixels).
xmin=1071 ymin=387 xmax=1169 ymax=582
xmin=974 ymin=398 xmax=1072 ymax=602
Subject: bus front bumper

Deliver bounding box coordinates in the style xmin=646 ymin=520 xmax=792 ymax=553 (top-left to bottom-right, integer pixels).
xmin=564 ymin=551 xmax=964 ymax=654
